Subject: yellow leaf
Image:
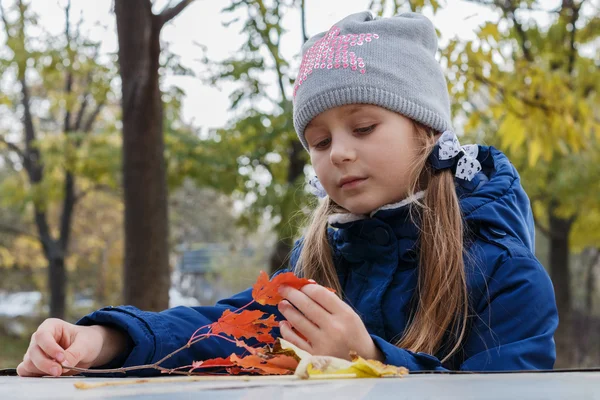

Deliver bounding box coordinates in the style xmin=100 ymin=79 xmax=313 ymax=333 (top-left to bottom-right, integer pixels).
xmin=498 ymin=113 xmax=525 ymax=152
xmin=304 ymin=353 xmax=409 ymax=379
xmin=479 ymin=22 xmax=500 ymax=41
xmin=528 ymin=140 xmax=543 ymax=167
xmin=278 ymin=339 xmax=408 ymax=379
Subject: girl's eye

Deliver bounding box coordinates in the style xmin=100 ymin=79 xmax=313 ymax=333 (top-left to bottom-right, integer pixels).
xmin=354 ymin=124 xmax=377 ymax=134
xmin=314 ymin=138 xmax=331 ymax=149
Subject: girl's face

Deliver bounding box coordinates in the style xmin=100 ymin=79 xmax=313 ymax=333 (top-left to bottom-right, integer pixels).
xmin=305 ymin=104 xmax=419 ymax=215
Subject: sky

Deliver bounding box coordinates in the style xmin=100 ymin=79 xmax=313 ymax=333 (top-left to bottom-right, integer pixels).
xmin=27 ymin=0 xmax=559 ymax=131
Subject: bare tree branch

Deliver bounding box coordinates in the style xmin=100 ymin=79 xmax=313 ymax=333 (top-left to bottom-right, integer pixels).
xmin=73 ymin=73 xmax=93 ymax=132
xmin=300 ymin=0 xmax=308 ymax=43
xmin=82 ymin=101 xmax=105 ymax=133
xmin=74 ymin=93 xmax=89 ymax=131
xmin=157 ymin=0 xmax=194 ymax=28
xmin=74 ymin=183 xmax=118 ymax=205
xmin=460 ymin=0 xmax=560 ymax=13
xmin=249 ymin=7 xmax=287 ymax=103
xmin=530 ymin=194 xmax=564 ymax=241
xmin=63 ymin=0 xmax=74 ymax=133
xmin=508 ymin=9 xmax=533 ymax=62
xmin=0 ymin=136 xmax=24 ymax=160
xmin=59 ymin=0 xmax=76 ymax=253
xmin=473 ymin=72 xmax=557 ymax=115
xmin=75 ymin=44 xmax=101 ymax=132
xmin=533 ymin=213 xmax=557 ymax=239
xmin=565 ymin=0 xmax=582 ymax=77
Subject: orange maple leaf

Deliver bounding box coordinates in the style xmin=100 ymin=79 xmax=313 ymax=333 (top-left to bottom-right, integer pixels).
xmin=211 ymin=309 xmax=279 ymax=343
xmin=252 ymin=271 xmax=315 ymax=305
xmin=230 ymin=353 xmax=297 ymax=375
xmin=191 ymin=357 xmax=235 ymax=370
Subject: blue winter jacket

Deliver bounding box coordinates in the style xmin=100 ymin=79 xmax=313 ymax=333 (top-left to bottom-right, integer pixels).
xmin=78 ymin=146 xmax=558 ymax=375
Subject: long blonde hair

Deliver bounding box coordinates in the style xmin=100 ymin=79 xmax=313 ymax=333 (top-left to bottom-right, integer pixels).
xmin=296 ymin=122 xmax=469 ymax=362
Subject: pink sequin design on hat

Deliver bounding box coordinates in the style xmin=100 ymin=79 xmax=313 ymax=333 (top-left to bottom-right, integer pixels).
xmin=293 ymin=25 xmax=380 ymax=98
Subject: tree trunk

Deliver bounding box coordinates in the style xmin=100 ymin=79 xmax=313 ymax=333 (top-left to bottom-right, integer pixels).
xmin=548 ymin=202 xmax=574 ymax=367
xmin=585 ymin=248 xmax=599 ymax=314
xmin=270 ymin=238 xmax=293 ymax=274
xmin=48 ymin=255 xmax=66 ymax=319
xmin=115 ymin=1 xmax=170 ymax=311
xmin=269 ymin=140 xmax=305 ymax=274
xmin=22 ymin=72 xmax=70 ymax=319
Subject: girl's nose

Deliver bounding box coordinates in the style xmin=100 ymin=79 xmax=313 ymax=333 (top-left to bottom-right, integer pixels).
xmin=329 ymin=135 xmax=357 ymax=165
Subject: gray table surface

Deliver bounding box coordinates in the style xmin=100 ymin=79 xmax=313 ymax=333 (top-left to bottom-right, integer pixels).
xmin=1 ymin=372 xmax=600 ymax=400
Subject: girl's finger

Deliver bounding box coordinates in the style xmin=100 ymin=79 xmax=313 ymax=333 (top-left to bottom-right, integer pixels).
xmin=17 ymin=353 xmax=44 ymax=377
xmin=300 ymin=284 xmax=348 ymax=315
xmin=278 ymin=300 xmax=320 ymax=340
xmin=34 ymin=330 xmax=65 ymax=365
xmin=279 ymin=286 xmax=330 ymax=327
xmin=29 ymin=345 xmax=62 ymax=377
xmin=279 ymin=321 xmax=313 ymax=353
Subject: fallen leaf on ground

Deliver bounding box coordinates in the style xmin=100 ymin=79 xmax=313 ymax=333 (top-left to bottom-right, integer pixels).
xmin=191 ymin=357 xmax=235 ymax=370
xmin=278 ymin=338 xmax=409 ymax=379
xmin=302 ymin=353 xmax=409 ymax=379
xmin=230 ymin=353 xmax=297 ymax=375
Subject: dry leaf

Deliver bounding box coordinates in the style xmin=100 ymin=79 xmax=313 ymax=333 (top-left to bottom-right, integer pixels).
xmin=348 ymin=351 xmax=409 ymax=377
xmin=230 ymin=354 xmax=297 ymax=375
xmin=252 ymin=271 xmax=315 ymax=305
xmin=277 ymin=338 xmax=409 ymax=379
xmin=211 ymin=309 xmax=279 ymax=343
xmin=277 ymin=338 xmax=312 ymax=361
xmin=191 ymin=357 xmax=235 ymax=370
xmin=303 ymin=353 xmax=409 ymax=379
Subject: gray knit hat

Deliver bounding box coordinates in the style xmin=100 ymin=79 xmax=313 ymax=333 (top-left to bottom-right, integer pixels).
xmin=292 ymin=11 xmax=452 ymax=150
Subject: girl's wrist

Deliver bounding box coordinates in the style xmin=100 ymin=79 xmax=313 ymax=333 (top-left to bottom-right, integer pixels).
xmin=90 ymin=325 xmax=128 ymax=367
xmin=364 ymin=339 xmax=385 ymax=362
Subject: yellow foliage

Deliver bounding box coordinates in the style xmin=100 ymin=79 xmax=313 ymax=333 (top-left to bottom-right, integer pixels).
xmin=0 ymin=246 xmax=15 ymax=267
xmin=13 ymin=236 xmax=46 ymax=269
xmin=479 ymin=22 xmax=501 ymax=42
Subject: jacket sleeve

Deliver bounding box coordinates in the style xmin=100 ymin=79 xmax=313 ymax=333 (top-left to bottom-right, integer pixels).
xmin=370 ymin=255 xmax=558 ymax=371
xmin=77 ymin=276 xmax=287 ymax=377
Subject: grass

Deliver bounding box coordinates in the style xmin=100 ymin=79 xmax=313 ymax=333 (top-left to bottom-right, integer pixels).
xmin=0 ymin=334 xmax=29 ymax=369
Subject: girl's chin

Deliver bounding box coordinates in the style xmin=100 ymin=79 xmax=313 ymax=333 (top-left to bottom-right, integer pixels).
xmin=340 ymin=202 xmax=379 ymax=216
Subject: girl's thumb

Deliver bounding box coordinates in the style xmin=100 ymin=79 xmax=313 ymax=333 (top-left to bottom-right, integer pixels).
xmin=62 ymin=340 xmax=86 ymax=371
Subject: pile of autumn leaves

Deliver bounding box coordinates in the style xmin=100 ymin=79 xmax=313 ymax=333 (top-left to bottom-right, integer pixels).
xmin=167 ymin=271 xmax=408 ymax=377
xmin=180 ymin=271 xmax=311 ymax=375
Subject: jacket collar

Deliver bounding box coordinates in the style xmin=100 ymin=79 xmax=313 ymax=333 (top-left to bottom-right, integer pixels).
xmin=328 ymin=191 xmax=425 ymax=227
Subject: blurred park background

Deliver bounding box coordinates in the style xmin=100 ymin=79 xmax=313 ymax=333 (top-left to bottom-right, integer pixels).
xmin=0 ymin=0 xmax=597 ymax=369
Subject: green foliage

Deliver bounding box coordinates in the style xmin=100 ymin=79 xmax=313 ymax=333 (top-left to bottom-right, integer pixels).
xmin=368 ymin=0 xmax=442 ymax=15
xmin=194 ymin=0 xmax=310 ymax=242
xmin=441 ymin=0 xmax=600 ymax=251
xmin=0 ymin=0 xmax=121 ymax=212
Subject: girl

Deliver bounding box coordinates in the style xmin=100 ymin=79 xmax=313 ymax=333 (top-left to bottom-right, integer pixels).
xmin=17 ymin=11 xmax=557 ymax=377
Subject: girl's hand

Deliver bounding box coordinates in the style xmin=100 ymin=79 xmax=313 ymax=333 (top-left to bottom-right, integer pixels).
xmin=277 ymin=283 xmax=384 ymax=361
xmin=17 ymin=318 xmax=127 ymax=377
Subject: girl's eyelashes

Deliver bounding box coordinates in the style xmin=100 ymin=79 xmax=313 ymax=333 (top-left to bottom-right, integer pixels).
xmin=314 ymin=138 xmax=331 ymax=149
xmin=354 ymin=124 xmax=377 ymax=134
xmin=308 ymin=124 xmax=377 ymax=149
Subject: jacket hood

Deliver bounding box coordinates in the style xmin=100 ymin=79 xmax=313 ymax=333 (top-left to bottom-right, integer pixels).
xmin=458 ymin=146 xmax=535 ymax=252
